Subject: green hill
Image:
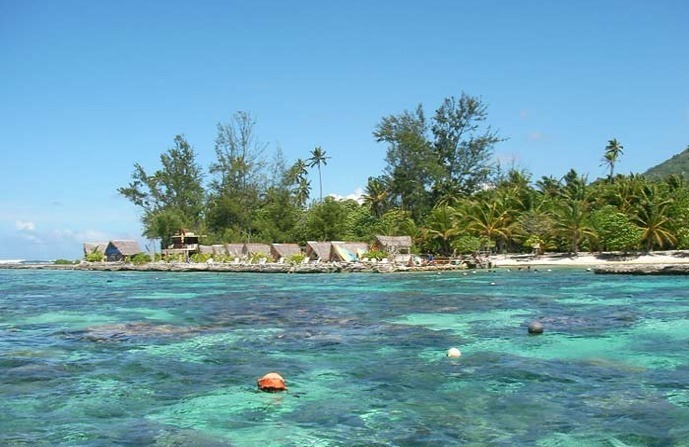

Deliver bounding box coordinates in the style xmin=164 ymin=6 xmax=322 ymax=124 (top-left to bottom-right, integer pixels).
xmin=644 ymin=146 xmax=689 ymax=180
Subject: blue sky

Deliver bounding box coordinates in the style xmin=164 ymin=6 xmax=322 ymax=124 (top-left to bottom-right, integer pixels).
xmin=1 ymin=0 xmax=687 ymax=260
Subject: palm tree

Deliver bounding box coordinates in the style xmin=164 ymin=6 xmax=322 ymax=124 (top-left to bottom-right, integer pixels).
xmin=421 ymin=205 xmax=459 ymax=255
xmin=287 ymin=158 xmax=310 ymax=207
xmin=601 ymin=173 xmax=646 ymax=215
xmin=633 ymin=184 xmax=676 ymax=252
xmin=307 ymin=146 xmax=330 ymax=201
xmin=287 ymin=158 xmax=308 ymax=183
xmin=463 ymin=199 xmax=514 ymax=253
xmin=295 ymin=177 xmax=312 ymax=208
xmin=602 ymin=138 xmax=624 ymax=181
xmin=553 ymin=199 xmax=595 ymax=254
xmin=363 ymin=176 xmax=390 ymax=218
xmin=536 ymin=175 xmax=562 ymax=198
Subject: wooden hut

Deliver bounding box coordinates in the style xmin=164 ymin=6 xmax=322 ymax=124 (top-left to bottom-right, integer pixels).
xmin=243 ymin=243 xmax=272 ymax=261
xmin=332 ymin=242 xmax=369 ymax=262
xmin=83 ymin=242 xmax=108 ymax=261
xmin=375 ymin=235 xmax=413 ymax=254
xmin=225 ymin=243 xmax=244 ymax=260
xmin=342 ymin=242 xmax=369 ymax=257
xmin=270 ymin=243 xmax=302 ymax=262
xmin=198 ymin=245 xmax=214 ymax=255
xmin=104 ymin=240 xmax=142 ymax=262
xmin=212 ymin=244 xmax=227 ymax=256
xmin=305 ymin=241 xmax=333 ymax=262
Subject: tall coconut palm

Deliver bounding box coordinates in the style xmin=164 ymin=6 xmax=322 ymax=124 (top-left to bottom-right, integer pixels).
xmin=634 ymin=184 xmax=676 ymax=252
xmin=295 ymin=178 xmax=312 ymax=208
xmin=307 ymin=146 xmax=330 ymax=201
xmin=553 ymin=199 xmax=595 ymax=254
xmin=421 ymin=205 xmax=459 ymax=255
xmin=464 ymin=199 xmax=514 ymax=253
xmin=602 ymin=138 xmax=624 ymax=181
xmin=287 ymin=158 xmax=311 ymax=207
xmin=363 ymin=176 xmax=390 ymax=218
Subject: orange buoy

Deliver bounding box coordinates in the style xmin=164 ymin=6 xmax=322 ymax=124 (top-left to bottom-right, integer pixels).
xmin=257 ymin=372 xmax=287 ymax=392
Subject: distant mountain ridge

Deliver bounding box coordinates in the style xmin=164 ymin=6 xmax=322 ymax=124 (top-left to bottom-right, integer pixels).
xmin=643 ymin=146 xmax=689 ymax=180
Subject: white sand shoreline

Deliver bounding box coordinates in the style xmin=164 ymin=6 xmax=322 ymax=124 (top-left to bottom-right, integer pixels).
xmin=489 ymin=252 xmax=689 ymax=268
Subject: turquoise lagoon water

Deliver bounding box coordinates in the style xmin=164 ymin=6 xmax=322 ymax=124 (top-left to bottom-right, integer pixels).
xmin=2 ymin=268 xmax=689 ymax=446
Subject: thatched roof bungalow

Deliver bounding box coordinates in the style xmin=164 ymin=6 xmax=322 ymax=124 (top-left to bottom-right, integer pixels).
xmin=83 ymin=242 xmax=108 ymax=260
xmin=342 ymin=242 xmax=369 ymax=256
xmin=332 ymin=242 xmax=369 ymax=262
xmin=105 ymin=240 xmax=142 ymax=262
xmin=270 ymin=243 xmax=302 ymax=262
xmin=306 ymin=241 xmax=333 ymax=262
xmin=212 ymin=244 xmax=227 ymax=256
xmin=198 ymin=245 xmax=214 ymax=255
xmin=243 ymin=243 xmax=272 ymax=259
xmin=225 ymin=243 xmax=244 ymax=259
xmin=375 ymin=235 xmax=413 ymax=254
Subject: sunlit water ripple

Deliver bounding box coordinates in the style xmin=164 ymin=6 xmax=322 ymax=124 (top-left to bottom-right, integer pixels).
xmin=2 ymin=268 xmax=689 ymax=446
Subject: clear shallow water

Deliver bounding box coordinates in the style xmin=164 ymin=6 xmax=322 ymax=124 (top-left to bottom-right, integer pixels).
xmin=2 ymin=269 xmax=689 ymax=446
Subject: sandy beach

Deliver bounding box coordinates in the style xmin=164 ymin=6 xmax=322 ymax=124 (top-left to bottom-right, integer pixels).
xmin=489 ymin=251 xmax=689 ymax=268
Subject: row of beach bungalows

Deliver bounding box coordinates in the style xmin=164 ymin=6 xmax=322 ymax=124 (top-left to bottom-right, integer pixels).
xmin=84 ymin=236 xmax=413 ymax=264
xmin=193 ymin=238 xmax=408 ymax=263
xmin=83 ymin=240 xmax=144 ymax=262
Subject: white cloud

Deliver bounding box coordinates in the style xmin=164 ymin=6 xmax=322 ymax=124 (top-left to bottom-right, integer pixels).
xmin=328 ymin=187 xmax=365 ymax=204
xmin=16 ymin=220 xmax=36 ymax=231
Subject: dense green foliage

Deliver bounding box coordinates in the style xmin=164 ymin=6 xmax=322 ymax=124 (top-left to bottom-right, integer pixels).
xmin=84 ymin=248 xmax=105 ymax=262
xmin=372 ymin=93 xmax=503 ymax=220
xmin=118 ymin=135 xmax=205 ymax=248
xmin=119 ymin=103 xmax=689 ymax=256
xmin=130 ymin=253 xmax=152 ymax=265
xmin=644 ymin=146 xmax=689 ymax=180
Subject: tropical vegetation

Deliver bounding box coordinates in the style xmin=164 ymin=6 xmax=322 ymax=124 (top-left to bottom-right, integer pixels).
xmin=119 ymin=97 xmax=689 ymax=257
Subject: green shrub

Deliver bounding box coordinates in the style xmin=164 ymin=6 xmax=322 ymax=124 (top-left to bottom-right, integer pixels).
xmin=54 ymin=259 xmax=76 ymax=265
xmin=130 ymin=253 xmax=151 ymax=265
xmin=451 ymin=235 xmax=484 ymax=254
xmin=165 ymin=253 xmax=185 ymax=263
xmin=213 ymin=254 xmax=232 ymax=263
xmin=250 ymin=252 xmax=268 ymax=263
xmin=85 ymin=250 xmax=104 ymax=262
xmin=190 ymin=253 xmax=212 ymax=263
xmin=362 ymin=249 xmax=387 ymax=260
xmin=289 ymin=253 xmax=306 ymax=264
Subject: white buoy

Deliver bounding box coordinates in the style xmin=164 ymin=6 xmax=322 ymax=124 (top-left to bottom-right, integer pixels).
xmin=447 ymin=347 xmax=462 ymax=358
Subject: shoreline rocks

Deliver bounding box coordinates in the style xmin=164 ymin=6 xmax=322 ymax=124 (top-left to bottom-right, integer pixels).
xmin=593 ymin=264 xmax=689 ymax=275
xmin=0 ymin=261 xmax=472 ymax=274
